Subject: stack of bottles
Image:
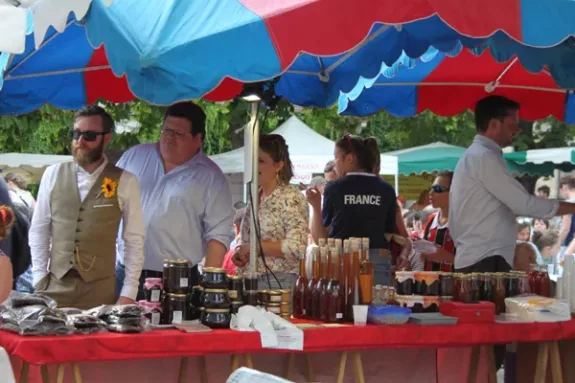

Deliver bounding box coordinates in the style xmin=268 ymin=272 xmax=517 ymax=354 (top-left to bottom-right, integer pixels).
xmin=293 ymin=237 xmax=374 ymax=323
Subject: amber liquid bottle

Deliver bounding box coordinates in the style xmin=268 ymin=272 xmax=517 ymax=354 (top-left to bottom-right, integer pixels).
xmin=305 ymin=247 xmax=319 ymax=319
xmin=317 ymin=247 xmax=329 ymax=322
xmin=313 ymin=247 xmax=328 ymax=320
xmin=327 ymin=255 xmax=344 ymax=323
xmin=293 ymin=246 xmax=308 ymax=319
xmin=347 ymin=240 xmax=363 ymax=320
xmin=343 ymin=240 xmax=352 ymax=321
xmin=359 ymin=237 xmax=374 ymax=304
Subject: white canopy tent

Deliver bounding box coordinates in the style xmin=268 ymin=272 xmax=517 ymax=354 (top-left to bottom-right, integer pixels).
xmin=0 ymin=152 xmax=72 ymax=182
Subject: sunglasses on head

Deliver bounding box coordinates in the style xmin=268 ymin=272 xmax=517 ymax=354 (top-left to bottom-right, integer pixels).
xmin=72 ymin=130 xmax=107 ymax=142
xmin=430 ymin=184 xmax=449 ymax=193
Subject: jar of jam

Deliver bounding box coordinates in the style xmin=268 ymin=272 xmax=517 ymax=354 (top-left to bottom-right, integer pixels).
xmin=201 ymin=308 xmax=231 ymax=329
xmin=191 ymin=285 xmax=203 ymax=307
xmin=480 ymin=274 xmax=494 ymax=302
xmin=144 ymin=302 xmax=163 ymax=325
xmin=268 ymin=290 xmax=282 ymax=303
xmin=280 ymin=289 xmax=291 ymax=303
xmin=243 ymin=290 xmax=258 ymax=306
xmin=266 ymin=303 xmax=281 ymax=314
xmin=168 ymin=260 xmax=191 ymax=294
xmin=438 ymin=272 xmax=453 ymax=297
xmin=163 ymin=259 xmax=172 ymax=292
xmin=202 ymin=267 xmax=228 ymax=289
xmin=166 ymin=293 xmax=188 ymax=324
xmin=228 ymin=276 xmax=243 ymax=300
xmin=423 ymin=296 xmax=440 ymax=313
xmin=469 ymin=273 xmax=480 ymax=303
xmin=518 ymin=272 xmax=531 ymax=295
xmin=395 ymin=271 xmax=415 ymax=295
xmin=280 ymin=302 xmax=291 ymax=315
xmin=258 ymin=290 xmax=268 ymax=305
xmin=457 ymin=275 xmax=471 ymax=303
xmin=230 ymin=301 xmax=243 ymax=314
xmin=201 ymin=288 xmax=231 ymax=309
xmin=415 ymin=272 xmax=439 ymax=296
xmin=244 ymin=272 xmax=259 ymax=291
xmin=452 ymin=274 xmax=462 ymax=301
xmin=144 ymin=278 xmax=163 ymax=303
xmin=539 ymin=271 xmax=551 ymax=297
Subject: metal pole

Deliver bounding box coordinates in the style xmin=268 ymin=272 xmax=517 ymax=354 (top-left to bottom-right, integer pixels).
xmin=249 ymin=102 xmax=260 ymax=273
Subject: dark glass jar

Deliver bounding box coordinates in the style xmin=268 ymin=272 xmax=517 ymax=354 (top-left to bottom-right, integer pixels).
xmin=280 ymin=289 xmax=291 ymax=303
xmin=191 ymin=285 xmax=203 ymax=307
xmin=228 ymin=275 xmax=243 ymax=300
xmin=162 ymin=259 xmax=172 ymax=292
xmin=258 ymin=290 xmax=269 ymax=306
xmin=168 ymin=260 xmax=191 ymax=294
xmin=144 ymin=278 xmax=163 ymax=303
xmin=202 ymin=267 xmax=228 ymax=289
xmin=481 ymin=274 xmax=494 ymax=302
xmin=457 ymin=275 xmax=471 ymax=303
xmin=244 ymin=272 xmax=259 ymax=291
xmin=166 ymin=293 xmax=188 ymax=324
xmin=201 ymin=288 xmax=231 ymax=309
xmin=452 ymin=274 xmax=462 ymax=302
xmin=230 ymin=301 xmax=243 ymax=314
xmin=439 ymin=272 xmax=453 ymax=297
xmin=415 ymin=272 xmax=439 ymax=296
xmin=201 ymin=308 xmax=231 ymax=329
xmin=243 ymin=290 xmax=258 ymax=306
xmin=395 ymin=271 xmax=415 ymax=295
xmin=469 ymin=273 xmax=480 ymax=303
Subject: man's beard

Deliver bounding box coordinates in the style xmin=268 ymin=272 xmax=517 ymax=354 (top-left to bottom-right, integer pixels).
xmin=73 ymin=140 xmax=105 ymax=167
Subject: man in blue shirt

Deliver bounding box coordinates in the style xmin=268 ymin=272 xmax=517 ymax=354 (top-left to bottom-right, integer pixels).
xmin=116 ymin=102 xmax=233 ymax=299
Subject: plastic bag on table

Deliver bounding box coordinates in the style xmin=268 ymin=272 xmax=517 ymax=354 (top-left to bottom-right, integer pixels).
xmin=107 ymin=323 xmax=145 ymax=334
xmin=60 ymin=308 xmax=83 ymax=315
xmin=67 ymin=314 xmax=108 ymax=334
xmin=2 ymin=291 xmax=57 ymax=310
xmin=107 ymin=305 xmax=144 ymax=318
xmin=105 ymin=316 xmax=143 ymax=327
xmin=84 ymin=305 xmax=114 ymax=319
xmin=18 ymin=321 xmax=75 ymax=336
xmin=16 ymin=306 xmax=67 ymax=324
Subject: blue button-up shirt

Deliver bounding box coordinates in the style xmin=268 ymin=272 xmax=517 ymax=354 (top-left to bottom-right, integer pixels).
xmin=449 ymin=135 xmax=559 ymax=269
xmin=116 ymin=144 xmax=233 ymax=271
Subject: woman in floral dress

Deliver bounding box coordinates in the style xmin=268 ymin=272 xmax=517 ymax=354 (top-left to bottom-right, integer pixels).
xmin=232 ymin=134 xmax=309 ymax=289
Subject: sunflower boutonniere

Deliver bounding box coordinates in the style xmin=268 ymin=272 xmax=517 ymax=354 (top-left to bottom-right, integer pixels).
xmin=101 ymin=177 xmax=119 ymax=198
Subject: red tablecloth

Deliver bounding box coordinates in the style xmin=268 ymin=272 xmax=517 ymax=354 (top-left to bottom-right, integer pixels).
xmin=2 ymin=320 xmax=575 ymax=365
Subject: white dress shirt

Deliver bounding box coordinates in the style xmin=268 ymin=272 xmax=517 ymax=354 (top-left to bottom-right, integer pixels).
xmin=116 ymin=144 xmax=234 ymax=272
xmin=29 ymin=158 xmax=145 ymax=300
xmin=449 ymin=135 xmax=559 ymax=269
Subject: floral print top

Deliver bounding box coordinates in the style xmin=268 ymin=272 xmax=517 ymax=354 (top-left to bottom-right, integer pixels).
xmin=240 ymin=183 xmax=309 ymax=274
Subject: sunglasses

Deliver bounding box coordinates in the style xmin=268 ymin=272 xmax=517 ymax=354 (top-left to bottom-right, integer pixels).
xmin=430 ymin=184 xmax=449 ymax=193
xmin=72 ymin=130 xmax=107 ymax=142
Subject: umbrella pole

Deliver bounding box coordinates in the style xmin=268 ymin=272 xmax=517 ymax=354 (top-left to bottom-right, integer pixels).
xmin=249 ymin=102 xmax=260 ymax=274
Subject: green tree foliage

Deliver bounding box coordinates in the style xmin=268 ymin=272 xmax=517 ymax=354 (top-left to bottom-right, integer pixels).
xmin=1 ymin=101 xmax=574 ymax=157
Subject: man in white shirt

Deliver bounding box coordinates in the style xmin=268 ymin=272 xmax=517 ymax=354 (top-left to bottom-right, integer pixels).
xmin=450 ymin=95 xmax=575 ymax=274
xmin=115 ymin=102 xmax=233 ymax=300
xmin=29 ymin=106 xmax=145 ymax=309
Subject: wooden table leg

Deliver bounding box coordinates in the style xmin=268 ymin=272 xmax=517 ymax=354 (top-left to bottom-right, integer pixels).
xmin=351 ymin=351 xmax=365 ymax=383
xmin=230 ymin=354 xmax=241 ymax=374
xmin=18 ymin=362 xmax=29 ymax=383
xmin=534 ymin=343 xmax=550 ymax=383
xmin=549 ymin=342 xmax=563 ymax=383
xmin=198 ymin=356 xmax=208 ymax=383
xmin=484 ymin=345 xmax=497 ymax=383
xmin=71 ymin=363 xmax=83 ymax=383
xmin=55 ymin=364 xmax=65 ymax=383
xmin=39 ymin=365 xmax=49 ymax=383
xmin=244 ymin=354 xmax=254 ymax=369
xmin=178 ymin=357 xmax=189 ymax=383
xmin=304 ymin=354 xmax=315 ymax=383
xmin=284 ymin=354 xmax=295 ymax=379
xmin=467 ymin=346 xmax=481 ymax=383
xmin=336 ymin=352 xmax=348 ymax=383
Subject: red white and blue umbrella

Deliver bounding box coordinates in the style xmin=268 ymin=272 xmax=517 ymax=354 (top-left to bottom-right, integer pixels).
xmin=338 ymin=48 xmax=575 ymax=123
xmin=3 ymin=0 xmax=575 ymax=114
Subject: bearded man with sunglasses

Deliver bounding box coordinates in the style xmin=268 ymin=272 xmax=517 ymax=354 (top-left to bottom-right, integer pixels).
xmin=29 ymin=105 xmax=145 ymax=309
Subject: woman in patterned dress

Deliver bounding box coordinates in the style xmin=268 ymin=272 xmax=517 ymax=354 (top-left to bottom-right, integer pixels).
xmin=232 ymin=134 xmax=309 ymax=289
xmin=0 ymin=205 xmax=15 ymax=302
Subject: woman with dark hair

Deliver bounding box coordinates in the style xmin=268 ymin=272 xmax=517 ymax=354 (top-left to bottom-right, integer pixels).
xmin=307 ymin=134 xmax=396 ymax=249
xmin=420 ymin=172 xmax=455 ymax=272
xmin=232 ymin=134 xmax=308 ymax=289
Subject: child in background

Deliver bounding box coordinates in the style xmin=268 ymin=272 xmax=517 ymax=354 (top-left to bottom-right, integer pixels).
xmin=532 ymin=230 xmax=561 ymax=267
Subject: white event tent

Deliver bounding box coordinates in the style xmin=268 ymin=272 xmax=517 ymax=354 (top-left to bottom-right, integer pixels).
xmin=210 ymin=116 xmax=398 ymax=203
xmin=0 ymin=153 xmax=72 ymax=182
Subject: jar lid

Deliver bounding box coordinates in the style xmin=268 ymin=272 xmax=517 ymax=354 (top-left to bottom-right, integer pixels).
xmin=145 ymin=277 xmax=162 ymax=283
xmin=172 ymin=259 xmax=191 ymax=264
xmin=231 ymin=301 xmax=243 ymax=306
xmin=199 ymin=307 xmax=205 ymax=311
xmin=193 ymin=285 xmax=204 ymax=290
xmin=205 ymin=308 xmax=230 ymax=313
xmin=204 ymin=288 xmax=228 ymax=293
xmin=244 ymin=290 xmax=258 ymax=295
xmin=280 ymin=289 xmax=291 ymax=294
xmin=163 ymin=259 xmax=173 ymax=263
xmin=267 ymin=303 xmax=281 ymax=307
xmin=259 ymin=290 xmax=269 ymax=293
xmin=280 ymin=302 xmax=291 ymax=306
xmin=168 ymin=293 xmax=188 ymax=298
xmin=268 ymin=290 xmax=282 ymax=296
xmin=203 ymin=267 xmax=226 ymax=273
xmin=228 ymin=275 xmax=242 ymax=280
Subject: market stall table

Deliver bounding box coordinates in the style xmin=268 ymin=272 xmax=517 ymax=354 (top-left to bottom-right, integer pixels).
xmin=2 ymin=318 xmax=575 ymax=382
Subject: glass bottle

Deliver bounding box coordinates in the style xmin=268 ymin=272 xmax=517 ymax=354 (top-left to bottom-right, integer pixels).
xmin=293 ymin=245 xmax=308 ymax=319
xmin=317 ymin=246 xmax=329 ymax=322
xmin=347 ymin=240 xmax=363 ymax=320
xmin=469 ymin=273 xmax=480 ymax=303
xmin=359 ymin=237 xmax=374 ymax=304
xmin=493 ymin=274 xmax=506 ymax=314
xmin=343 ymin=239 xmax=352 ymax=321
xmin=481 ymin=273 xmax=493 ymax=302
xmin=518 ymin=272 xmax=531 ymax=295
xmin=306 ymin=247 xmax=319 ymax=320
xmin=326 ymin=253 xmax=344 ymax=323
xmin=458 ymin=274 xmax=470 ymax=303
xmin=539 ymin=270 xmax=551 ymax=297
xmin=327 ymin=238 xmax=335 ymax=248
xmin=318 ymin=238 xmax=326 ymax=248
